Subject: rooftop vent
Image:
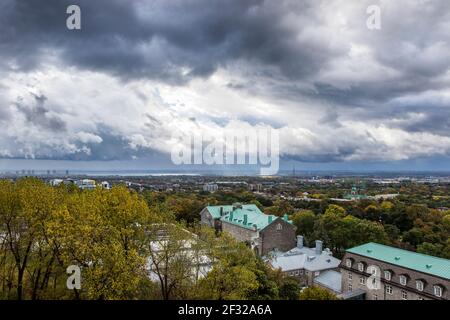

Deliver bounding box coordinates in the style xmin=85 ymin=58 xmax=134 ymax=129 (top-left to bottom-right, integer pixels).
xmin=394 ymin=256 xmax=401 ymax=261
xmin=367 ymin=249 xmax=373 ymax=253
xmin=426 ymin=264 xmax=432 ymax=269
xmin=232 ymin=202 xmax=243 ymax=210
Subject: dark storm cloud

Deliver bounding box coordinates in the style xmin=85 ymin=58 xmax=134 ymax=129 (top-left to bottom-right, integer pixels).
xmin=0 ymin=0 xmax=340 ymax=84
xmin=1 ymin=0 xmax=450 ymax=164
xmin=2 ymin=0 xmax=448 ymax=108
xmin=15 ymin=93 xmax=67 ymax=132
xmin=70 ymin=129 xmax=139 ymax=161
xmin=281 ymin=145 xmax=359 ymax=163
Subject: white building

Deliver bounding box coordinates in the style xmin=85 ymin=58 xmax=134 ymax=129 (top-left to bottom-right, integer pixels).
xmin=101 ymin=181 xmax=111 ymax=189
xmin=76 ymin=179 xmax=96 ymax=190
xmin=146 ymin=224 xmax=212 ymax=282
xmin=203 ymin=183 xmax=218 ymax=192
xmin=267 ymin=236 xmax=341 ymax=291
xmin=49 ymin=179 xmax=64 ymax=187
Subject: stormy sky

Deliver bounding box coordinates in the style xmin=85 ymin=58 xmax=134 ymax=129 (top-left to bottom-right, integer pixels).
xmin=1 ymin=0 xmax=450 ymax=171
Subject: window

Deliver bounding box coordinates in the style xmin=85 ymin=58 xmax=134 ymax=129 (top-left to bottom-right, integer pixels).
xmin=384 ymin=271 xmax=391 ymax=281
xmin=386 ymin=285 xmax=393 ymax=295
xmin=358 ymin=262 xmax=364 ymax=272
xmin=359 ymin=276 xmax=366 ymax=285
xmin=416 ymin=280 xmax=424 ymax=292
xmin=401 ymin=290 xmax=408 ymax=300
xmin=373 ymin=293 xmax=378 ymax=300
xmin=314 ymin=271 xmax=320 ymax=277
xmin=276 ymin=223 xmax=282 ymax=231
xmin=299 ymin=270 xmax=304 ymax=275
xmin=348 ymin=272 xmax=353 ymax=280
xmin=418 ymin=296 xmax=424 ymax=300
xmin=346 ymin=259 xmax=352 ymax=268
xmin=400 ymin=275 xmax=407 ymax=286
xmin=295 ymin=270 xmax=299 ymax=276
xmin=433 ymin=285 xmax=442 ymax=298
xmin=348 ymin=283 xmax=352 ymax=292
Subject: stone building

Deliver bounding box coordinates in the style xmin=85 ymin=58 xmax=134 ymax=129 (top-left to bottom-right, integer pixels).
xmin=340 ymin=242 xmax=450 ymax=300
xmin=268 ymin=235 xmax=341 ymax=291
xmin=200 ymin=203 xmax=296 ymax=256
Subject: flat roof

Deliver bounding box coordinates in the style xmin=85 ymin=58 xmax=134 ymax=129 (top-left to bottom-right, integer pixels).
xmin=313 ymin=270 xmax=342 ymax=293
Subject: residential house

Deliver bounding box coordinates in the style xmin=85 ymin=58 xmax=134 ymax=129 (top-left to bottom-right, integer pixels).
xmin=268 ymin=235 xmax=341 ymax=290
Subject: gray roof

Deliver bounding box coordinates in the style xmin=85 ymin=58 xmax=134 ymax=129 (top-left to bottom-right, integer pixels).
xmin=313 ymin=270 xmax=342 ymax=293
xmin=268 ymin=246 xmax=341 ymax=272
xmin=339 ymin=288 xmax=366 ymax=300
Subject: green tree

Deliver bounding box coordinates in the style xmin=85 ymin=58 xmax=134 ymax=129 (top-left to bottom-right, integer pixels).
xmin=278 ymin=277 xmax=300 ymax=300
xmin=299 ymin=286 xmax=338 ymax=300
xmin=314 ymin=205 xmax=389 ymax=257
xmin=195 ymin=233 xmax=258 ymax=300
xmin=291 ymin=210 xmax=316 ymax=241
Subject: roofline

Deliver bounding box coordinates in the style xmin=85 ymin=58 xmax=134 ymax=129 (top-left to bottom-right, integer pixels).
xmin=259 ymin=216 xmax=291 ymax=232
xmin=348 ymin=242 xmax=450 ymax=264
xmin=342 ymin=251 xmax=450 ymax=281
xmin=221 ymin=217 xmax=259 ymax=231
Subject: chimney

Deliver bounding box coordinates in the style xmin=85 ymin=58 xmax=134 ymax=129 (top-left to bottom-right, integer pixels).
xmin=268 ymin=216 xmax=273 ymax=224
xmin=230 ymin=212 xmax=234 ymax=221
xmin=297 ymin=235 xmax=304 ymax=248
xmin=243 ymin=214 xmax=248 ymax=225
xmin=232 ymin=202 xmax=242 ymax=210
xmin=315 ymin=240 xmax=323 ymax=255
xmin=283 ymin=214 xmax=288 ymax=221
xmin=219 ymin=207 xmax=223 ymax=216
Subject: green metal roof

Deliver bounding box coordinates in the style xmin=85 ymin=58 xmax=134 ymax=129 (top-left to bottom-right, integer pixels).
xmin=206 ymin=204 xmax=292 ymax=231
xmin=347 ymin=242 xmax=450 ymax=280
xmin=206 ymin=204 xmax=263 ymax=219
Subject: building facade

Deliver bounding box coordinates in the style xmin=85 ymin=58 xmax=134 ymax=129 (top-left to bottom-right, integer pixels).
xmin=269 ymin=235 xmax=341 ymax=290
xmin=340 ymin=242 xmax=450 ymax=300
xmin=200 ymin=203 xmax=296 ymax=256
xmin=203 ymin=183 xmax=218 ymax=192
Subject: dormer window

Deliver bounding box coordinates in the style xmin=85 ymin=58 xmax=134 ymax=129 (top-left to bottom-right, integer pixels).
xmin=357 ymin=262 xmax=365 ymax=272
xmin=416 ymin=280 xmax=424 ymax=292
xmin=400 ymin=275 xmax=407 ymax=286
xmin=433 ymin=285 xmax=443 ymax=298
xmin=346 ymin=259 xmax=352 ymax=268
xmin=384 ymin=271 xmax=392 ymax=281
